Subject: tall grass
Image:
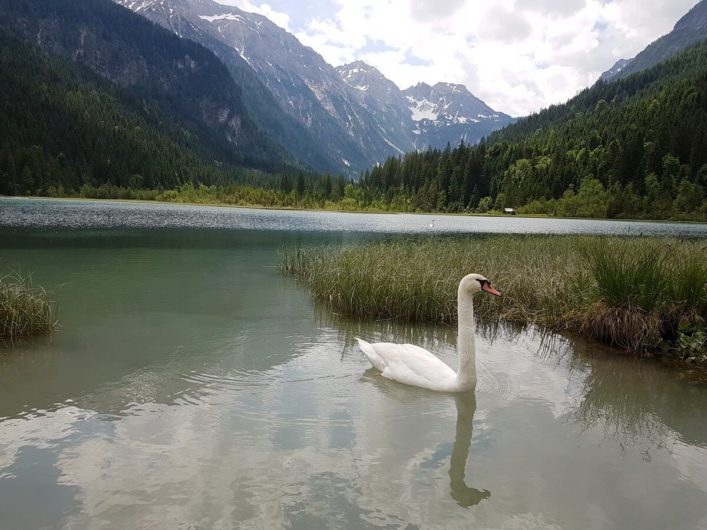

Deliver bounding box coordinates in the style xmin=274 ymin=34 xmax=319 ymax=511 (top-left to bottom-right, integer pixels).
xmin=284 ymin=236 xmax=592 ymax=326
xmin=282 ymin=235 xmax=707 ymax=360
xmin=0 ymin=273 xmax=57 ymax=342
xmin=582 ymin=239 xmax=667 ymax=311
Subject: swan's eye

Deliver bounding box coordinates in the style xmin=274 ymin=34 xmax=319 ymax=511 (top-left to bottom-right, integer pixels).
xmin=477 ymin=279 xmax=488 ymax=287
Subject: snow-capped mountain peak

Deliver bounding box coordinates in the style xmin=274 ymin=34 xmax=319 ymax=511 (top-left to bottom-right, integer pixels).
xmin=335 ymin=61 xmax=401 ymax=103
xmin=403 ymin=81 xmax=507 ymax=127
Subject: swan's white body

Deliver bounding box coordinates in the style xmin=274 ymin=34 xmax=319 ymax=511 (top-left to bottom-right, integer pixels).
xmin=357 ymin=339 xmax=465 ymax=391
xmin=357 ymin=273 xmax=500 ymax=392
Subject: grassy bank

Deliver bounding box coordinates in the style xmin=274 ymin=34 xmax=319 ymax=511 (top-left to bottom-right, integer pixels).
xmin=282 ymin=236 xmax=707 ymax=362
xmin=0 ymin=274 xmax=57 ymax=342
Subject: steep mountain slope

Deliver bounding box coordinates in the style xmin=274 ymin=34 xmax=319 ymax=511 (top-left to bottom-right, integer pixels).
xmin=0 ymin=30 xmax=268 ymax=195
xmin=117 ymin=0 xmax=512 ymax=171
xmin=601 ymin=0 xmax=707 ymax=81
xmin=116 ymin=0 xmax=335 ymax=172
xmin=0 ymin=0 xmax=294 ymax=172
xmin=335 ymin=61 xmax=418 ymax=155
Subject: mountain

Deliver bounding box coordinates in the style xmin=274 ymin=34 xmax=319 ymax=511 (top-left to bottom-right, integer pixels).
xmin=116 ymin=0 xmax=386 ymax=171
xmin=0 ymin=0 xmax=295 ymax=173
xmin=335 ymin=61 xmax=419 ymax=157
xmin=599 ymin=58 xmax=631 ymax=81
xmin=601 ymin=0 xmax=707 ymax=81
xmin=116 ymin=0 xmax=512 ymax=171
xmin=402 ymin=82 xmax=512 ymax=148
xmin=337 ymin=62 xmax=513 ymax=151
xmin=113 ymin=0 xmax=336 ymax=172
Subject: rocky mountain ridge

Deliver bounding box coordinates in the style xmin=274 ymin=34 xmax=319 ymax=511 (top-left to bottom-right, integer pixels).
xmin=116 ymin=0 xmax=513 ymax=171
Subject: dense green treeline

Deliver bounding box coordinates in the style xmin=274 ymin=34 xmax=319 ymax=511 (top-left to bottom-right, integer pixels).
xmin=156 ymin=174 xmax=349 ymax=209
xmin=36 ymin=174 xmax=353 ymax=211
xmin=360 ymin=41 xmax=707 ymax=220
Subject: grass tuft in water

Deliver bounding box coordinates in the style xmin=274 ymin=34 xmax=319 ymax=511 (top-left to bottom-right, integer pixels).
xmin=0 ymin=273 xmax=58 ymax=342
xmin=581 ymin=239 xmax=667 ymax=311
xmin=282 ymin=235 xmax=707 ymax=361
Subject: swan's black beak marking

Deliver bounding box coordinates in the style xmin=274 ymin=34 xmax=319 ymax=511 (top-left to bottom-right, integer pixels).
xmin=478 ymin=279 xmax=502 ymax=297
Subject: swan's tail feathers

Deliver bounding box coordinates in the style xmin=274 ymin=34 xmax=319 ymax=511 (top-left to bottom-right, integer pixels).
xmin=355 ymin=338 xmax=386 ymax=372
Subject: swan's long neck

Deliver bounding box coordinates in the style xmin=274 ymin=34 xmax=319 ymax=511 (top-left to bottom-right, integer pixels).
xmin=456 ymin=287 xmax=477 ymax=390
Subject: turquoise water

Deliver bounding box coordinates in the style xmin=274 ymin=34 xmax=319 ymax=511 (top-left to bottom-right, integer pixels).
xmin=0 ymin=199 xmax=706 ymax=529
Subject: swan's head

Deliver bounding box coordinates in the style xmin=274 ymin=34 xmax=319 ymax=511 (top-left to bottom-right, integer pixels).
xmin=460 ymin=273 xmax=502 ymax=297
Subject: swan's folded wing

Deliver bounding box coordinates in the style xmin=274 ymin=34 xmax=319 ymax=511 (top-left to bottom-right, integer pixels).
xmin=373 ymin=343 xmax=458 ymax=391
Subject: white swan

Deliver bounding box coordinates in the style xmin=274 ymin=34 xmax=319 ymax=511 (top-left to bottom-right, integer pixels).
xmin=357 ymin=274 xmax=501 ymax=392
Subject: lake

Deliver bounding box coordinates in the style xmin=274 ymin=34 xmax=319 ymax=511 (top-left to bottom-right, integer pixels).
xmin=1 ymin=198 xmax=707 ymax=529
xmin=4 ymin=197 xmax=707 ymax=235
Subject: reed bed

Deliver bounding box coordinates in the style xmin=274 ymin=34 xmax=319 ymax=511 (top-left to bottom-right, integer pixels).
xmin=282 ymin=235 xmax=707 ymax=361
xmin=0 ymin=273 xmax=57 ymax=342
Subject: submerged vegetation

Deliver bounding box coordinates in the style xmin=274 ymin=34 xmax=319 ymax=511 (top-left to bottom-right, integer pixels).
xmin=282 ymin=236 xmax=707 ymax=362
xmin=0 ymin=273 xmax=57 ymax=342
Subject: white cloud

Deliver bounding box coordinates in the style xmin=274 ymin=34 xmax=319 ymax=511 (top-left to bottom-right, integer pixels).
xmin=217 ymin=0 xmax=698 ymax=116
xmin=409 ymin=0 xmax=466 ymax=21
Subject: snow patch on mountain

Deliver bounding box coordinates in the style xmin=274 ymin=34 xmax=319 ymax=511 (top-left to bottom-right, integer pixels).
xmin=407 ymin=97 xmax=438 ymax=122
xmin=200 ymin=13 xmax=246 ymax=23
xmin=124 ymin=0 xmax=157 ymax=12
xmin=383 ymin=137 xmax=405 ymax=154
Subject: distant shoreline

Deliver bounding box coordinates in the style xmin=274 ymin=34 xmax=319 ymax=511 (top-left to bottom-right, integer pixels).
xmin=3 ymin=195 xmax=706 ymax=226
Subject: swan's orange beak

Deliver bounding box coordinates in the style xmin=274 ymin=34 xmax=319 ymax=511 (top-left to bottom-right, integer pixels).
xmin=482 ymin=284 xmax=502 ymax=297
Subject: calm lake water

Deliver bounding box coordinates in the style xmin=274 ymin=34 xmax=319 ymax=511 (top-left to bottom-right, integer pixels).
xmin=1 ymin=198 xmax=707 ymax=529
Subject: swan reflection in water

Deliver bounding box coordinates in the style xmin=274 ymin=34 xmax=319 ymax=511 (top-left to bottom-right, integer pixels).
xmin=449 ymin=392 xmax=490 ymax=507
xmin=362 ymin=366 xmax=490 ymax=509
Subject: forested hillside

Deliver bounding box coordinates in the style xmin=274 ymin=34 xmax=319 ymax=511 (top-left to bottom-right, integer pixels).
xmin=0 ymin=31 xmax=282 ymax=196
xmin=360 ymin=40 xmax=707 ymax=219
xmin=0 ymin=0 xmax=303 ymax=197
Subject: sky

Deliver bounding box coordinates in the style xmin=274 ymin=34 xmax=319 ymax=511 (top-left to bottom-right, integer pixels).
xmin=216 ymin=0 xmax=699 ymax=117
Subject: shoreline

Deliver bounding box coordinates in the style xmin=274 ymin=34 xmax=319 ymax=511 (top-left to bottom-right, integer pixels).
xmin=2 ymin=195 xmax=706 ymax=226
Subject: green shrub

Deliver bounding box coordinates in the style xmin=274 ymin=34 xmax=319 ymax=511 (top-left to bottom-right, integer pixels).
xmin=0 ymin=273 xmax=57 ymax=341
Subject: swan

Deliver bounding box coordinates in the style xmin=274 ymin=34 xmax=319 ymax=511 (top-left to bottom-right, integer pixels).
xmin=356 ymin=273 xmax=501 ymax=392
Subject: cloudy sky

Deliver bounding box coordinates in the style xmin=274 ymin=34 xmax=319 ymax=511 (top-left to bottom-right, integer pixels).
xmin=217 ymin=0 xmax=699 ymax=117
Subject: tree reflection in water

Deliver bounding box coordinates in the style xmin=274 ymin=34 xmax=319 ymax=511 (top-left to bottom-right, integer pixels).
xmin=515 ymin=323 xmax=707 ymax=446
